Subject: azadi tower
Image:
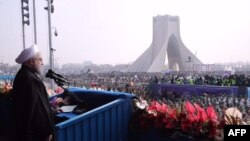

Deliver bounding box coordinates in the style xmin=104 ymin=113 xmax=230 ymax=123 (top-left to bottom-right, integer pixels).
xmin=126 ymin=15 xmax=202 ymax=72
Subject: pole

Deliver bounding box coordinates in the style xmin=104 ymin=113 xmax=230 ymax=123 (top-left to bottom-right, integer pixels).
xmin=22 ymin=23 xmax=26 ymax=49
xmin=21 ymin=1 xmax=26 ymax=49
xmin=33 ymin=0 xmax=37 ymax=44
xmin=47 ymin=0 xmax=54 ymax=90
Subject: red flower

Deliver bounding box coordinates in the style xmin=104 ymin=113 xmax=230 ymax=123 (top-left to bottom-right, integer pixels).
xmin=162 ymin=108 xmax=178 ymax=129
xmin=160 ymin=103 xmax=168 ymax=114
xmin=168 ymin=108 xmax=177 ymax=120
xmin=185 ymin=101 xmax=199 ymax=123
xmin=132 ymin=98 xmax=222 ymax=139
xmin=147 ymin=100 xmax=168 ymax=115
xmin=206 ymin=105 xmax=218 ymax=122
xmin=194 ymin=103 xmax=208 ymax=122
xmin=185 ymin=101 xmax=196 ymax=114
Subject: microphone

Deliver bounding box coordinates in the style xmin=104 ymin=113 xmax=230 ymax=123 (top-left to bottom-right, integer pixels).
xmin=48 ymin=69 xmax=67 ymax=80
xmin=46 ymin=69 xmax=69 ymax=86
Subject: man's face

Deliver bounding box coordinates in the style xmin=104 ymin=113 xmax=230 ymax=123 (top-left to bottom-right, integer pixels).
xmin=31 ymin=52 xmax=44 ymax=74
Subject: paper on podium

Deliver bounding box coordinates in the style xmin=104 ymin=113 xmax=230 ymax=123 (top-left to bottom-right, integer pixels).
xmin=60 ymin=105 xmax=77 ymax=112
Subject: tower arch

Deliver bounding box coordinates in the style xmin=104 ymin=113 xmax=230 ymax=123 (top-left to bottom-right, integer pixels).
xmin=126 ymin=15 xmax=202 ymax=72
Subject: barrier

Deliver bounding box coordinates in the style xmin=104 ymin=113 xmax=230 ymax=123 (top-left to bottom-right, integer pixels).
xmin=0 ymin=75 xmax=15 ymax=80
xmin=150 ymin=84 xmax=242 ymax=97
xmin=248 ymin=88 xmax=250 ymax=100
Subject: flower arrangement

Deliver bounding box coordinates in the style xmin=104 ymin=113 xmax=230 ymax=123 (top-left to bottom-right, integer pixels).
xmin=130 ymin=96 xmax=250 ymax=141
xmin=0 ymin=83 xmax=12 ymax=98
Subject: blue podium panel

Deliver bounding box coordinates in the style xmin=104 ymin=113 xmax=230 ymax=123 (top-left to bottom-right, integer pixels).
xmin=53 ymin=87 xmax=134 ymax=141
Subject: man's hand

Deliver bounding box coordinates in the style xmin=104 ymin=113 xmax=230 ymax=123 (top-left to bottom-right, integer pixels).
xmin=45 ymin=134 xmax=53 ymax=141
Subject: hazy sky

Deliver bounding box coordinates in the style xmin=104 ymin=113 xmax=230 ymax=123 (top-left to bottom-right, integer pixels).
xmin=0 ymin=0 xmax=250 ymax=66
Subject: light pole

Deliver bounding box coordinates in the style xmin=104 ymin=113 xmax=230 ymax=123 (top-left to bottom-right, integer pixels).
xmin=21 ymin=0 xmax=30 ymax=49
xmin=45 ymin=0 xmax=55 ymax=90
xmin=32 ymin=0 xmax=37 ymax=44
xmin=51 ymin=26 xmax=58 ymax=69
xmin=50 ymin=26 xmax=58 ymax=69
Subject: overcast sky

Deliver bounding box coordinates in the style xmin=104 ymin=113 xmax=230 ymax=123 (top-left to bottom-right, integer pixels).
xmin=0 ymin=0 xmax=250 ymax=66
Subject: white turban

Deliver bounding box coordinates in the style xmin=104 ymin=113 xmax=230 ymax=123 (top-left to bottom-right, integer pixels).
xmin=15 ymin=44 xmax=39 ymax=64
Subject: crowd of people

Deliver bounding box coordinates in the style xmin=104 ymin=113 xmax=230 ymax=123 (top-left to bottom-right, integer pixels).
xmin=64 ymin=72 xmax=250 ymax=124
xmin=61 ymin=72 xmax=250 ymax=95
xmin=1 ymin=44 xmax=250 ymax=141
xmin=2 ymin=69 xmax=250 ymax=98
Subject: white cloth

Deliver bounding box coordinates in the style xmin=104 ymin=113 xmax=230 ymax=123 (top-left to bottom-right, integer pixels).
xmin=15 ymin=44 xmax=39 ymax=64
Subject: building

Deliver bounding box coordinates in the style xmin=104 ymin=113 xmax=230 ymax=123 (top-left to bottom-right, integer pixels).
xmin=126 ymin=15 xmax=202 ymax=72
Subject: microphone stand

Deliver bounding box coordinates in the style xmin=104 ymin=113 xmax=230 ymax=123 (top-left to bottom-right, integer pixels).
xmin=46 ymin=70 xmax=89 ymax=115
xmin=46 ymin=70 xmax=70 ymax=90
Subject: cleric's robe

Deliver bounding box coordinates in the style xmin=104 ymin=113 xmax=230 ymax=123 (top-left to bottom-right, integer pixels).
xmin=11 ymin=65 xmax=54 ymax=141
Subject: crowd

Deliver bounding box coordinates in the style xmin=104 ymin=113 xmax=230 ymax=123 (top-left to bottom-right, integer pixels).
xmin=1 ymin=70 xmax=250 ymax=141
xmin=2 ymin=71 xmax=250 ymax=96
xmin=1 ymin=44 xmax=250 ymax=141
xmin=65 ymin=72 xmax=250 ymax=124
xmin=61 ymin=72 xmax=250 ymax=94
xmin=2 ymin=70 xmax=250 ymax=119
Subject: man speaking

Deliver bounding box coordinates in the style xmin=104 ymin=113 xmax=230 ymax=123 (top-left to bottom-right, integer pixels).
xmin=11 ymin=44 xmax=54 ymax=141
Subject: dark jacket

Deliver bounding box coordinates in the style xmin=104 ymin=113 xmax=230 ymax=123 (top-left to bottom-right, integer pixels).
xmin=11 ymin=65 xmax=54 ymax=141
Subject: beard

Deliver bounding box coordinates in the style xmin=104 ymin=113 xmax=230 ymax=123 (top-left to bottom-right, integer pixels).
xmin=35 ymin=65 xmax=43 ymax=75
